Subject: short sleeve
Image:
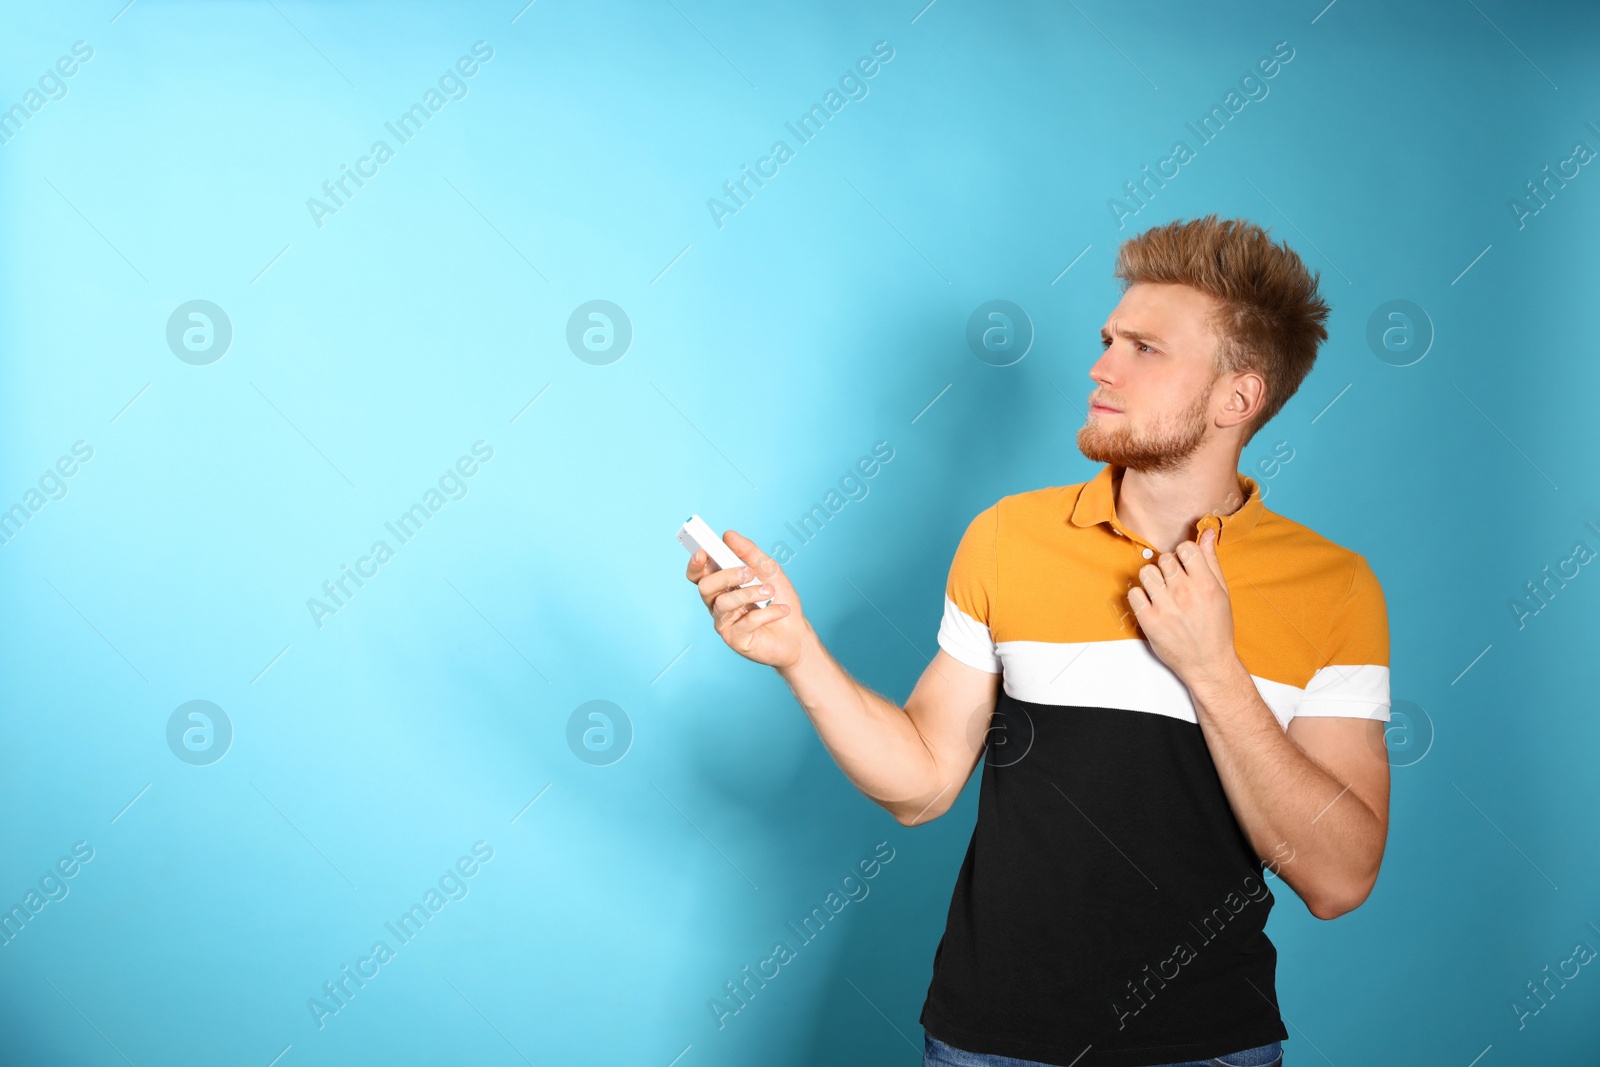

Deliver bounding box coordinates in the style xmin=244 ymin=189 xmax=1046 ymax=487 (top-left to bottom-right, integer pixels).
xmin=936 ymin=505 xmax=1001 ymax=674
xmin=1295 ymin=554 xmax=1390 ymax=721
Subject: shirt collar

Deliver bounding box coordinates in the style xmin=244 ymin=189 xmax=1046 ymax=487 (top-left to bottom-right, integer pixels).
xmin=1067 ymin=463 xmax=1264 ymax=546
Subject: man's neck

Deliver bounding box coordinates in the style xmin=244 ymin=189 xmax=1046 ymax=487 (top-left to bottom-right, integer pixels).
xmin=1111 ymin=459 xmax=1246 ymax=554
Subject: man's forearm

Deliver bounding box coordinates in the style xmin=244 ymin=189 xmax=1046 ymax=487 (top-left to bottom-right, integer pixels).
xmin=1187 ymin=657 xmax=1384 ymax=918
xmin=776 ymin=621 xmax=940 ymax=821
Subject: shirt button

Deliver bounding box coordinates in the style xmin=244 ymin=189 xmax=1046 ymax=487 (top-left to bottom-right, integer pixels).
xmin=1141 ymin=548 xmax=1153 ymax=559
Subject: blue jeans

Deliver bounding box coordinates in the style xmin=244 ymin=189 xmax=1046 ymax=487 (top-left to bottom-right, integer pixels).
xmin=924 ymin=1032 xmax=1283 ymax=1067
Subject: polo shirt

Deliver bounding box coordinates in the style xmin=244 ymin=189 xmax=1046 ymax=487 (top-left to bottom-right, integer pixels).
xmin=919 ymin=462 xmax=1391 ymax=1067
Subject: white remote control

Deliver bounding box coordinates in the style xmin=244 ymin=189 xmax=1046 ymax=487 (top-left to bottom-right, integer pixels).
xmin=677 ymin=514 xmax=772 ymax=609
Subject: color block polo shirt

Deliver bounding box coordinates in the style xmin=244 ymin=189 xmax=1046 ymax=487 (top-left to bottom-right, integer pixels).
xmin=919 ymin=462 xmax=1391 ymax=1067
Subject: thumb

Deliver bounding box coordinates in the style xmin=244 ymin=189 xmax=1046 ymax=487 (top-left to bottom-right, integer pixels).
xmin=722 ymin=529 xmax=784 ymax=585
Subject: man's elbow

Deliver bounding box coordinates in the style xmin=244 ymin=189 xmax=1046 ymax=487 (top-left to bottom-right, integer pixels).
xmin=885 ymin=761 xmax=960 ymax=826
xmin=887 ymin=796 xmax=951 ymax=827
xmin=1308 ymin=898 xmax=1352 ymax=921
xmin=1308 ymin=879 xmax=1376 ymax=921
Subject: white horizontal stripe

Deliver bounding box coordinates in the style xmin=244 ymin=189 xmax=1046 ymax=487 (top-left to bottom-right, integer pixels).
xmin=937 ymin=596 xmax=1001 ymax=673
xmin=997 ymin=638 xmax=1303 ymax=729
xmin=1000 ymin=638 xmax=1197 ymax=723
xmin=1294 ymin=664 xmax=1391 ymax=721
xmin=1253 ymin=675 xmax=1305 ymax=730
xmin=941 ymin=627 xmax=1387 ymax=725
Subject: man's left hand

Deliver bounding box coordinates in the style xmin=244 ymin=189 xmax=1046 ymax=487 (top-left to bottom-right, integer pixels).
xmin=1128 ymin=527 xmax=1238 ymax=685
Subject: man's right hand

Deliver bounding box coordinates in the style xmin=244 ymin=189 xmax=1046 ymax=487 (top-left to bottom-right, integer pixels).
xmin=686 ymin=529 xmax=807 ymax=671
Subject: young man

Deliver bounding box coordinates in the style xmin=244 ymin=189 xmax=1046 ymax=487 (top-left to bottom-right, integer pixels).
xmin=685 ymin=214 xmax=1391 ymax=1067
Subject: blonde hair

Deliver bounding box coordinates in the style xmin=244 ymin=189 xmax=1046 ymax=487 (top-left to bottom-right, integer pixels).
xmin=1114 ymin=214 xmax=1330 ymax=445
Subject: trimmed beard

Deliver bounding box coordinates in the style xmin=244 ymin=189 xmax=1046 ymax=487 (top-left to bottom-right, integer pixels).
xmin=1077 ymin=377 xmax=1215 ymax=474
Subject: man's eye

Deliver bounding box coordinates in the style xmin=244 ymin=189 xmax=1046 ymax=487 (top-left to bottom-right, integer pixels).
xmin=1100 ymin=338 xmax=1155 ymax=353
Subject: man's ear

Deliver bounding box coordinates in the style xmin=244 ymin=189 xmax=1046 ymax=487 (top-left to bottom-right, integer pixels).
xmin=1223 ymin=371 xmax=1266 ymax=429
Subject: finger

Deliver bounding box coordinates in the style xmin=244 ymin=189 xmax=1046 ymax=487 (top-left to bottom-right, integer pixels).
xmin=722 ymin=602 xmax=791 ymax=648
xmin=701 ymin=572 xmax=755 ymax=615
xmin=723 ymin=529 xmax=785 ymax=585
xmin=1199 ymin=528 xmax=1228 ymax=586
xmin=713 ymin=592 xmax=767 ymax=632
xmin=1138 ymin=562 xmax=1167 ymax=599
xmin=712 ymin=598 xmax=752 ymax=631
xmin=697 ymin=562 xmax=756 ymax=607
xmin=1127 ymin=586 xmax=1150 ymax=617
xmin=685 ymin=548 xmax=710 ymax=582
xmin=711 ymin=580 xmax=774 ymax=617
xmin=1157 ymin=551 xmax=1182 ymax=579
xmin=687 ymin=547 xmax=741 ymax=585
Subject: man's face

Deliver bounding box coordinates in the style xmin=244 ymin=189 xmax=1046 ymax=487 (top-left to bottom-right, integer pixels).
xmin=1077 ymin=282 xmax=1225 ymax=474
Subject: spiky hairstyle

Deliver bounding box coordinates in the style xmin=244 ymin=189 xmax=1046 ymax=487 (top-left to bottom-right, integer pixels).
xmin=1115 ymin=214 xmax=1331 ymax=444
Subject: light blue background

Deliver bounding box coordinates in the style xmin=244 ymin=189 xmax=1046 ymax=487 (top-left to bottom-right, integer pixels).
xmin=2 ymin=0 xmax=1597 ymax=1063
